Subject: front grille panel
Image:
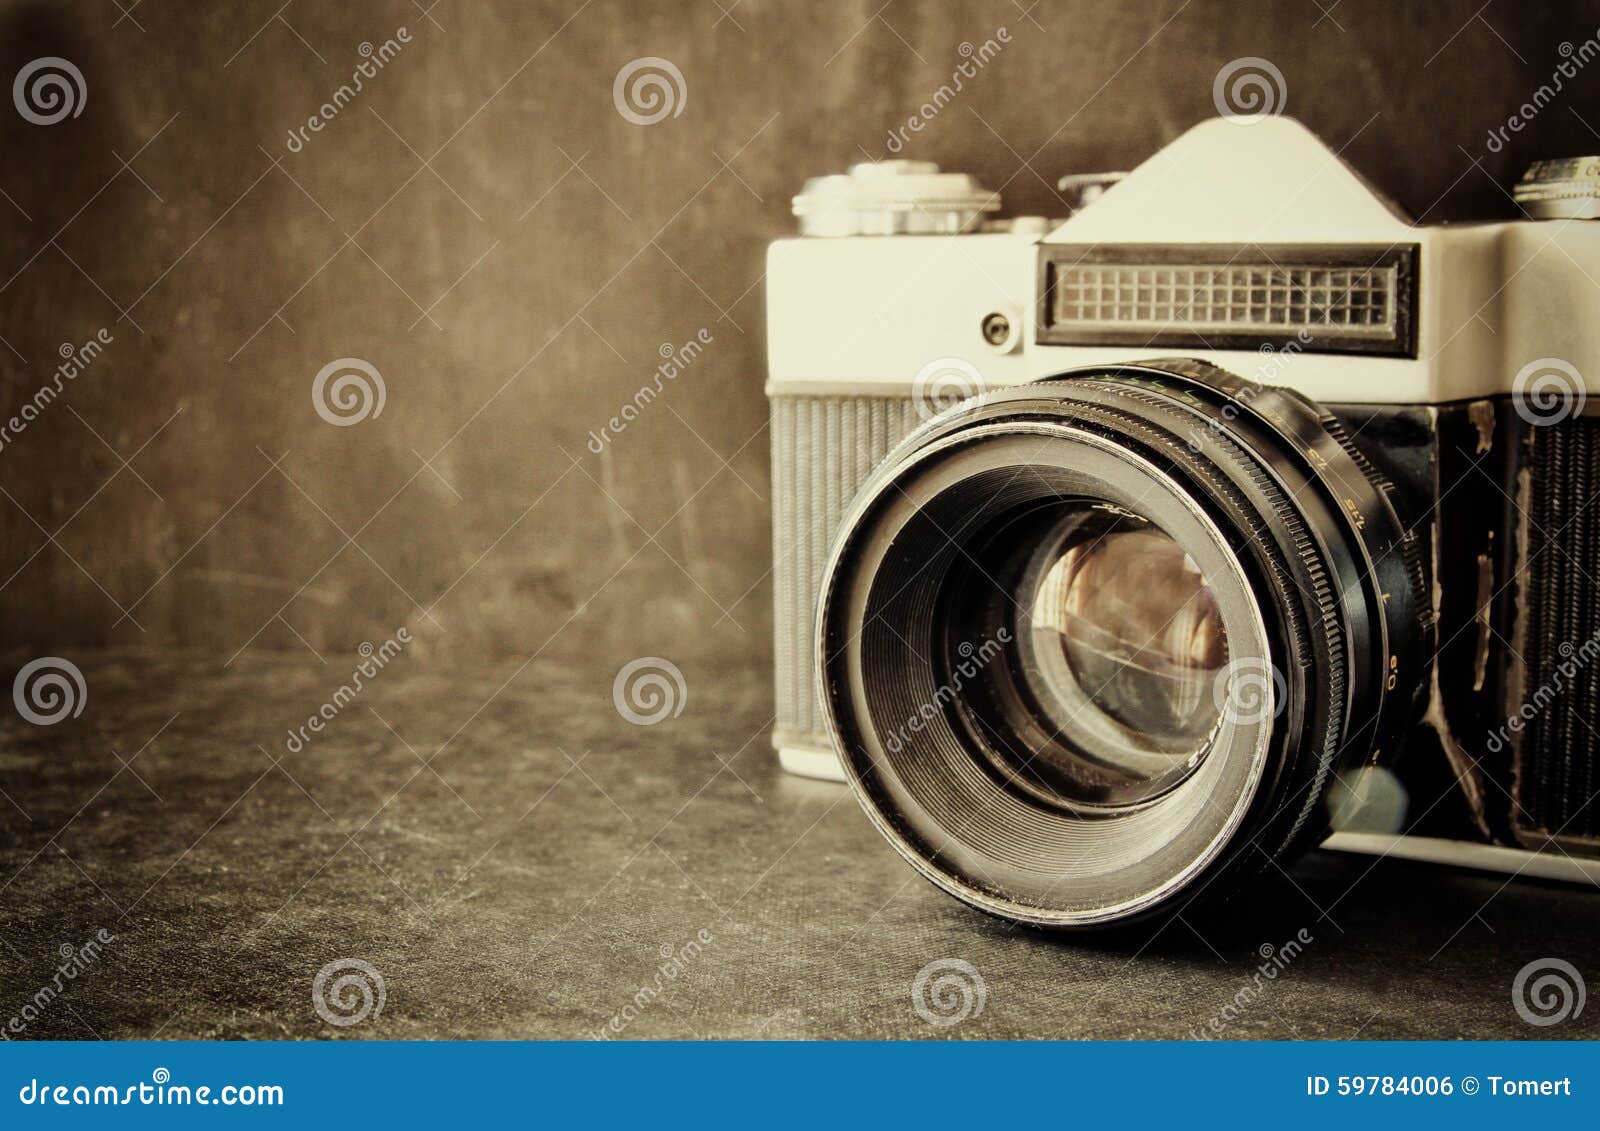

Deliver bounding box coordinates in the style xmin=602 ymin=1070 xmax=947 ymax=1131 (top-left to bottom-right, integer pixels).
xmin=770 ymin=394 xmax=922 ymax=752
xmin=1518 ymin=415 xmax=1600 ymax=845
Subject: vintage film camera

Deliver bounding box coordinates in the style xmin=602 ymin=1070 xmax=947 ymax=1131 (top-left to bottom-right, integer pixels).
xmin=766 ymin=117 xmax=1600 ymax=927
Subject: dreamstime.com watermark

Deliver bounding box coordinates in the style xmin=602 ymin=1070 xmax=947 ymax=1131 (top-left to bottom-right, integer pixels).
xmin=1485 ymin=626 xmax=1600 ymax=754
xmin=1512 ymin=957 xmax=1586 ymax=1027
xmin=1190 ymin=928 xmax=1313 ymax=1039
xmin=1212 ymin=56 xmax=1287 ymax=124
xmin=883 ymin=629 xmax=1009 ymax=754
xmin=612 ymin=57 xmax=686 ymax=125
xmin=12 ymin=656 xmax=87 ymax=726
xmin=312 ymin=357 xmax=387 ymax=426
xmin=911 ymin=356 xmax=988 ymax=420
xmin=1511 ymin=357 xmax=1586 ymax=426
xmin=1483 ymin=30 xmax=1600 ymax=154
xmin=285 ymin=29 xmax=412 ymax=152
xmin=883 ymin=29 xmax=1011 ymax=154
xmin=586 ymin=329 xmax=713 ymax=452
xmin=2 ymin=930 xmax=116 ymax=1038
xmin=912 ymin=958 xmax=987 ymax=1027
xmin=312 ymin=958 xmax=386 ymax=1028
xmin=1186 ymin=332 xmax=1311 ymax=452
xmin=0 ymin=329 xmax=113 ymax=456
xmin=284 ymin=628 xmax=411 ymax=753
xmin=1213 ymin=657 xmax=1288 ymax=727
xmin=612 ymin=657 xmax=687 ymax=726
xmin=592 ymin=928 xmax=715 ymax=1038
xmin=12 ymin=56 xmax=86 ymax=125
xmin=16 ymin=1069 xmax=282 ymax=1107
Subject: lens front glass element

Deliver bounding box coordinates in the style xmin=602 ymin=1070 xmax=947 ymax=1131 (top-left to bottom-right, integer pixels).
xmin=947 ymin=501 xmax=1230 ymax=809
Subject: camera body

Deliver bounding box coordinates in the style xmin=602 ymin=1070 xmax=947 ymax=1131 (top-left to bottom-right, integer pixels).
xmin=767 ymin=117 xmax=1600 ymax=920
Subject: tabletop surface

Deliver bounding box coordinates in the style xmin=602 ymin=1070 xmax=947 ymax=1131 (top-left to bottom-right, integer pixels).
xmin=1 ymin=650 xmax=1594 ymax=1041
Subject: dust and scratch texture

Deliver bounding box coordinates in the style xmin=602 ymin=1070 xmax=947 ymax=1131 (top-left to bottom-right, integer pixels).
xmin=0 ymin=651 xmax=1594 ymax=1040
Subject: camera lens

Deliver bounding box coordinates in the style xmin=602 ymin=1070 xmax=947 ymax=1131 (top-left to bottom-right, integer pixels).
xmin=1030 ymin=521 xmax=1225 ymax=752
xmin=949 ymin=502 xmax=1228 ymax=810
xmin=817 ymin=360 xmax=1429 ymax=928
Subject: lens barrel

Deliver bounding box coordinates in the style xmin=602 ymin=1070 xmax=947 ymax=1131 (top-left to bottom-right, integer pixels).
xmin=817 ymin=360 xmax=1429 ymax=927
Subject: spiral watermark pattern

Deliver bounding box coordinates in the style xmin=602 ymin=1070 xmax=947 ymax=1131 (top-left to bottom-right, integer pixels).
xmin=912 ymin=958 xmax=987 ymax=1028
xmin=1512 ymin=957 xmax=1586 ymax=1027
xmin=612 ymin=57 xmax=686 ymax=125
xmin=13 ymin=57 xmax=86 ymax=125
xmin=1512 ymin=357 xmax=1586 ymax=426
xmin=311 ymin=958 xmax=386 ymax=1028
xmin=311 ymin=357 xmax=386 ymax=427
xmin=13 ymin=657 xmax=87 ymax=725
xmin=1212 ymin=57 xmax=1286 ymax=124
xmin=612 ymin=657 xmax=687 ymax=725
xmin=911 ymin=357 xmax=986 ymax=420
xmin=1212 ymin=657 xmax=1285 ymax=726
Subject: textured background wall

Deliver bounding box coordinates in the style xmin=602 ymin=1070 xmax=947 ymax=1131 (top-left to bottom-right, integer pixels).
xmin=2 ymin=0 xmax=1598 ymax=676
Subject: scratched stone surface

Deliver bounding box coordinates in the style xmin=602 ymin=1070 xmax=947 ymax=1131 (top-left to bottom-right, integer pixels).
xmin=0 ymin=651 xmax=1593 ymax=1040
